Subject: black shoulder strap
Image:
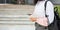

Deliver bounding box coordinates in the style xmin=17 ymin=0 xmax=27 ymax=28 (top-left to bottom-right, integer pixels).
xmin=44 ymin=1 xmax=50 ymax=26
xmin=44 ymin=1 xmax=48 ymax=17
xmin=45 ymin=1 xmax=50 ymax=25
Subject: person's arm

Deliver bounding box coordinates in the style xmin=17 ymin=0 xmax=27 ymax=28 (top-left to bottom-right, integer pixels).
xmin=46 ymin=1 xmax=54 ymax=24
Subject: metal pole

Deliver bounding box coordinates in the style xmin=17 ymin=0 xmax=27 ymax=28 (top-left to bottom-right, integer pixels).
xmin=5 ymin=0 xmax=6 ymax=4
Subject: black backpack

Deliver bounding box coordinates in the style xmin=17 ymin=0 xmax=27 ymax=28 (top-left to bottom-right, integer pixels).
xmin=54 ymin=7 xmax=60 ymax=20
xmin=54 ymin=7 xmax=60 ymax=30
xmin=45 ymin=1 xmax=59 ymax=30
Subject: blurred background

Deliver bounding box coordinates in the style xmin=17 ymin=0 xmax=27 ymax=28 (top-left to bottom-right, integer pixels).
xmin=0 ymin=0 xmax=60 ymax=30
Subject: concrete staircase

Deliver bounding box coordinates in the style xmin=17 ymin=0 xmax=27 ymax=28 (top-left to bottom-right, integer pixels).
xmin=0 ymin=5 xmax=35 ymax=30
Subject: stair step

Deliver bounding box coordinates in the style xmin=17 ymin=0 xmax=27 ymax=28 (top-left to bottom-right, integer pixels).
xmin=0 ymin=15 xmax=33 ymax=25
xmin=0 ymin=19 xmax=30 ymax=21
xmin=0 ymin=25 xmax=35 ymax=30
xmin=0 ymin=8 xmax=33 ymax=11
xmin=0 ymin=21 xmax=35 ymax=25
xmin=0 ymin=15 xmax=29 ymax=17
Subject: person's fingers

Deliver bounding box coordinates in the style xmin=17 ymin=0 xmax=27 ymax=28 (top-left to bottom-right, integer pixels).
xmin=30 ymin=18 xmax=37 ymax=22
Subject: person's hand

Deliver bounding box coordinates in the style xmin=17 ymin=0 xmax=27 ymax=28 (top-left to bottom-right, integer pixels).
xmin=30 ymin=17 xmax=37 ymax=22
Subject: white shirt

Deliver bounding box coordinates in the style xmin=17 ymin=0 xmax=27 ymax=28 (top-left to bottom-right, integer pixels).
xmin=31 ymin=1 xmax=54 ymax=24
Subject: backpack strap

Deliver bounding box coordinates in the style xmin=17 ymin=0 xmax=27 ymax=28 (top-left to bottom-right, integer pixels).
xmin=44 ymin=1 xmax=49 ymax=28
xmin=44 ymin=0 xmax=52 ymax=25
xmin=44 ymin=1 xmax=48 ymax=17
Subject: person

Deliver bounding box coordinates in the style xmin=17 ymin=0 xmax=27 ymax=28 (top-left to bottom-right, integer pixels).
xmin=17 ymin=0 xmax=25 ymax=4
xmin=30 ymin=0 xmax=54 ymax=30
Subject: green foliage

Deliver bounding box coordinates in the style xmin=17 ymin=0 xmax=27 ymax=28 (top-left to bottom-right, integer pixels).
xmin=55 ymin=5 xmax=60 ymax=16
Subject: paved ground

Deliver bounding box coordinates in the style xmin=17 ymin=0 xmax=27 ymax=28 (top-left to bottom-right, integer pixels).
xmin=0 ymin=4 xmax=35 ymax=30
